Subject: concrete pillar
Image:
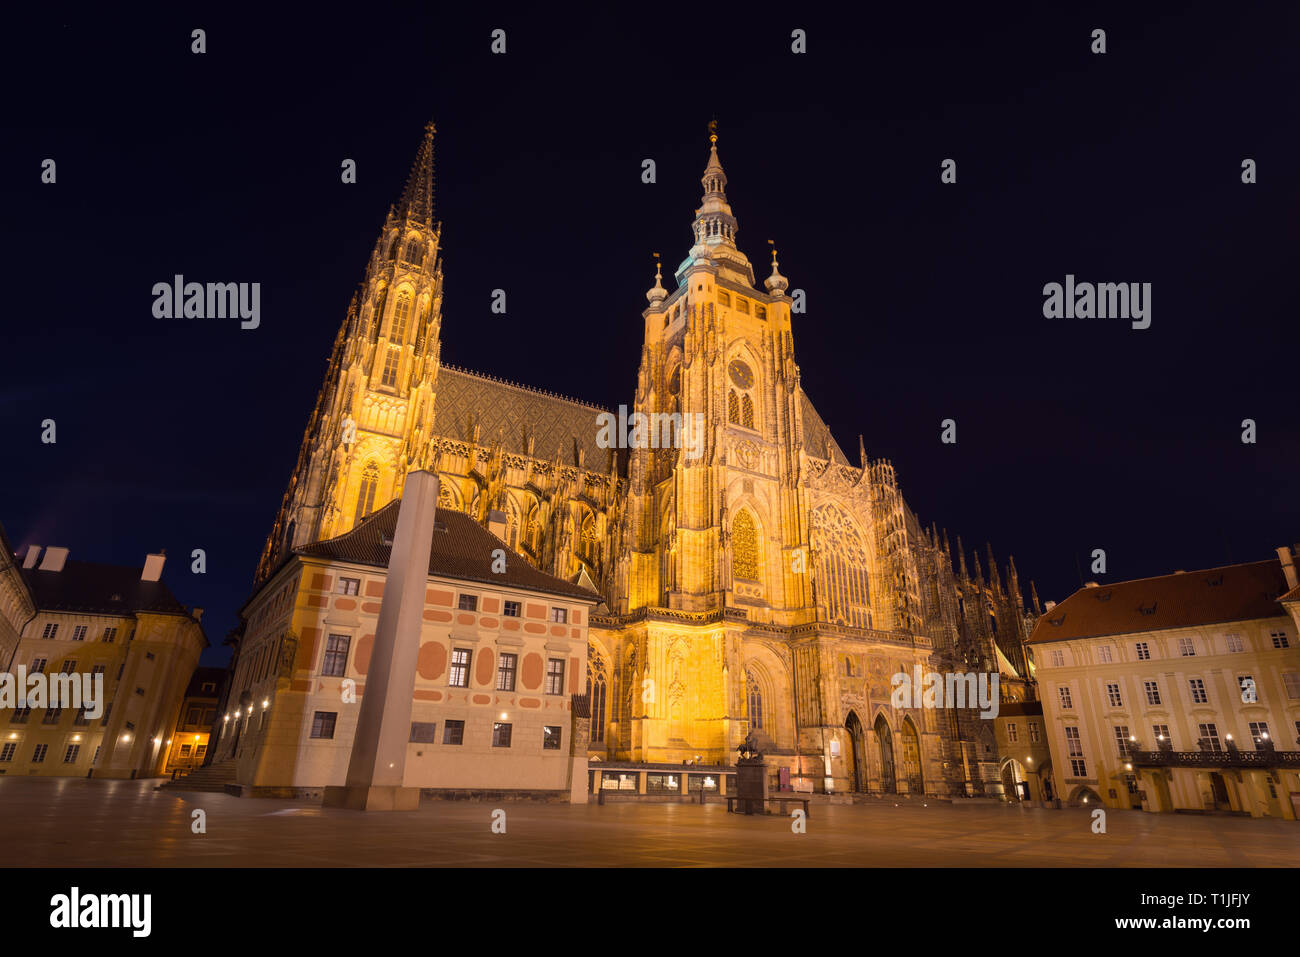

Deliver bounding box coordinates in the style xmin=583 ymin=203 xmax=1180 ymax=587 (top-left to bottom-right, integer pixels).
xmin=323 ymin=470 xmax=438 ymax=811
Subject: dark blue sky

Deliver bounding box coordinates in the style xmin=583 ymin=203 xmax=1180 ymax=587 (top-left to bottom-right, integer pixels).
xmin=2 ymin=5 xmax=1296 ymax=665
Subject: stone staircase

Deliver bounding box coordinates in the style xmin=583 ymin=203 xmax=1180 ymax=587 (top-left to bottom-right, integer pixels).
xmin=157 ymin=759 xmax=239 ymax=794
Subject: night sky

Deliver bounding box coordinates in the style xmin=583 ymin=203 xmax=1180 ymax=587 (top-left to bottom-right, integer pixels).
xmin=2 ymin=6 xmax=1296 ymax=667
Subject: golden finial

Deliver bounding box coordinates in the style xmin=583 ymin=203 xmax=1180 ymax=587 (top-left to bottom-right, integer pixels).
xmin=708 ymin=118 xmax=718 ymax=145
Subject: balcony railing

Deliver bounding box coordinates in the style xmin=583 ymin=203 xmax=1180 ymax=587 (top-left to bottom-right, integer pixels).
xmin=1130 ymin=749 xmax=1300 ymax=770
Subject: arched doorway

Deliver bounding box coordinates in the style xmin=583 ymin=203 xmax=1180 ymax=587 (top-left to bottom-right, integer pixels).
xmin=1069 ymin=785 xmax=1103 ymax=806
xmin=900 ymin=717 xmax=924 ymax=795
xmin=874 ymin=714 xmax=896 ymax=794
xmin=845 ymin=712 xmax=867 ymax=792
xmin=1001 ymin=758 xmax=1027 ymax=801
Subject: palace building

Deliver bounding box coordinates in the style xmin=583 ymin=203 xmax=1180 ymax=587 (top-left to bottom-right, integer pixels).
xmin=254 ymin=123 xmax=1041 ymax=799
xmin=1027 ymin=550 xmax=1300 ymax=818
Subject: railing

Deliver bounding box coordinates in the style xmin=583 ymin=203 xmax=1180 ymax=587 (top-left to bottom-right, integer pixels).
xmin=1130 ymin=749 xmax=1300 ymax=769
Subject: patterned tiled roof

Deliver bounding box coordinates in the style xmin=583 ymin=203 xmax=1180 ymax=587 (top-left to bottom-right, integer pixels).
xmin=433 ymin=365 xmax=622 ymax=473
xmin=799 ymin=388 xmax=848 ymax=464
xmin=1027 ymin=559 xmax=1290 ymax=644
xmin=297 ymin=499 xmax=601 ymax=603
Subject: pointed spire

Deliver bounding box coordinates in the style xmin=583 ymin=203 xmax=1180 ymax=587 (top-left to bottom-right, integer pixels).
xmin=957 ymin=536 xmax=968 ymax=578
xmin=765 ymin=240 xmax=789 ymax=294
xmin=1030 ymin=580 xmax=1042 ymax=615
xmin=858 ymin=434 xmax=867 ymax=469
xmin=986 ymin=543 xmax=1002 ymax=592
xmin=646 ymin=253 xmax=667 ymax=305
xmin=396 ymin=121 xmax=436 ymax=226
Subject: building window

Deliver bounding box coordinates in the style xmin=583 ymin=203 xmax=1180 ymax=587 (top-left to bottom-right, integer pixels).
xmin=496 ymin=653 xmax=517 ymax=691
xmin=449 ymin=649 xmax=471 ymax=688
xmin=1143 ymin=680 xmax=1161 ymax=706
xmin=458 ymin=594 xmax=478 ymax=612
xmin=380 ymin=345 xmax=400 ymax=387
xmin=31 ymin=744 xmax=48 ymax=764
xmin=1225 ymin=633 xmax=1244 ymax=653
xmin=1049 ymin=650 xmax=1064 ymax=667
xmin=1028 ymin=722 xmax=1040 ymax=743
xmin=63 ymin=744 xmax=80 ymax=763
xmin=543 ymin=726 xmax=562 ymax=750
xmin=336 ymin=577 xmax=360 ymax=595
xmin=746 ymin=671 xmax=764 ymax=730
xmin=41 ymin=623 xmax=58 ymax=640
xmin=442 ymin=720 xmax=464 ymax=745
xmin=1248 ymin=721 xmax=1270 ymax=747
xmin=736 ymin=298 xmax=750 ymax=315
xmin=1283 ymin=673 xmax=1300 ymax=700
xmin=73 ymin=707 xmax=89 ymax=727
xmin=103 ymin=627 xmax=117 ymax=643
xmin=1098 ymin=646 xmax=1112 ymax=663
xmin=1152 ymin=724 xmax=1170 ymax=745
xmin=1007 ymin=722 xmax=1018 ymax=743
xmin=9 ymin=707 xmax=30 ymax=725
xmin=391 ymin=291 xmax=411 ymax=341
xmin=355 ymin=463 xmax=379 ymax=522
xmin=30 ymin=658 xmax=46 ymax=674
xmin=718 ymin=290 xmax=730 ymax=306
xmin=410 ymin=722 xmax=438 ymax=743
xmin=1272 ymin=631 xmax=1290 ymax=649
xmin=180 ymin=744 xmax=192 ymax=757
xmin=545 ymin=658 xmax=565 ymax=695
xmin=125 ymin=721 xmax=134 ymax=731
xmin=588 ymin=666 xmax=607 ymax=745
xmin=1197 ymin=722 xmax=1222 ymax=752
xmin=1058 ymin=686 xmax=1073 ymax=710
xmin=91 ymin=664 xmax=105 ymax=677
xmin=1238 ymin=674 xmax=1257 ymax=703
xmin=134 ymin=687 xmax=145 ymax=696
xmin=646 ymin=772 xmax=679 ymax=794
xmin=42 ymin=708 xmax=62 ymax=725
xmin=1135 ymin=641 xmax=1150 ymax=660
xmin=1106 ymin=683 xmax=1123 ymax=708
xmin=0 ymin=743 xmax=14 ymax=762
xmin=145 ymin=651 xmax=155 ymax=661
xmin=1114 ymin=725 xmax=1131 ymax=757
xmin=321 ymin=634 xmax=351 ymax=677
xmin=310 ymin=711 xmax=337 ymax=739
xmin=1188 ymin=678 xmax=1208 ymax=705
xmin=727 ymin=390 xmax=740 ymax=425
xmin=1177 ymin=637 xmax=1195 ymax=657
xmin=71 ymin=625 xmax=88 ymax=642
xmin=503 ymin=600 xmax=521 ymax=617
xmin=1064 ymin=726 xmax=1085 ymax=777
xmin=92 ymin=746 xmax=101 ymax=764
xmin=492 ymin=722 xmax=512 ymax=747
xmin=550 ymin=607 xmax=567 ymax=623
xmin=730 ymin=511 xmax=766 ymax=587
xmin=756 ymin=305 xmax=767 ymax=320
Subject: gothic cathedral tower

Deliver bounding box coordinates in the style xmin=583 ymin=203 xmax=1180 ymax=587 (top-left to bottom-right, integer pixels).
xmin=258 ymin=124 xmax=445 ymax=584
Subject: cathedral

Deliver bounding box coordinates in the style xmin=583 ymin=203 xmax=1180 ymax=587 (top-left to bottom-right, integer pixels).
xmin=257 ymin=122 xmax=1042 ymax=798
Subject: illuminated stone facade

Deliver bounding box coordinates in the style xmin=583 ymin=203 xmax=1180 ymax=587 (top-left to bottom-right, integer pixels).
xmin=259 ymin=124 xmax=1040 ymax=797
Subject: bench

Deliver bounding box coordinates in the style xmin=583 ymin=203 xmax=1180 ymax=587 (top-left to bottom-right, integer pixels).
xmin=724 ymin=796 xmax=810 ymax=819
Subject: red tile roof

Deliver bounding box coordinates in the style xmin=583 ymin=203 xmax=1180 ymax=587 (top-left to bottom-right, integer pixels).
xmin=296 ymin=501 xmax=601 ymax=603
xmin=1027 ymin=559 xmax=1290 ymax=645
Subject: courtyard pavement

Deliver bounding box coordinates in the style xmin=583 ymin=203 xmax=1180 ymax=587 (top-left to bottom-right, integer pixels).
xmin=0 ymin=777 xmax=1296 ymax=867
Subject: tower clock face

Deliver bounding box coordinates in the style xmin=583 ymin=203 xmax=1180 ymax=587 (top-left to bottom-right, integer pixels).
xmin=728 ymin=360 xmax=754 ymax=389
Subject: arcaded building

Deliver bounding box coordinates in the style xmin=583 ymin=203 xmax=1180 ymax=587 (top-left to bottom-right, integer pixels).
xmin=255 ymin=123 xmax=1041 ymax=799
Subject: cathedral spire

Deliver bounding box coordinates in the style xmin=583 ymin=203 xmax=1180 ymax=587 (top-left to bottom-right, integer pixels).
xmin=395 ymin=121 xmax=437 ymax=226
xmin=677 ymin=122 xmax=754 ymax=287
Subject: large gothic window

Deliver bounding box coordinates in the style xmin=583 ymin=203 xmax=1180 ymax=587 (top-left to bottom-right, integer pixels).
xmin=579 ymin=511 xmax=598 ymax=566
xmin=354 ymin=463 xmax=379 ymax=525
xmin=587 ymin=650 xmax=607 ymax=744
xmin=741 ymin=394 xmax=754 ymax=429
xmin=391 ymin=291 xmax=411 ymax=341
xmin=732 ymin=510 xmax=759 ymax=582
xmin=728 ymin=390 xmax=740 ymax=425
xmin=811 ymin=504 xmax=873 ymax=629
xmin=380 ymin=346 xmax=400 ymax=387
xmin=403 ymin=241 xmax=422 ymax=265
xmin=746 ymin=670 xmax=763 ymax=730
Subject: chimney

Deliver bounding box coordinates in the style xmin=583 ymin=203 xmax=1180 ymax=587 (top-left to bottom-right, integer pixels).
xmin=141 ymin=552 xmax=166 ymax=582
xmin=38 ymin=547 xmax=69 ymax=572
xmin=20 ymin=545 xmax=42 ymax=569
xmin=1278 ymin=546 xmax=1298 ymax=590
xmin=1044 ymin=600 xmax=1056 ymax=612
xmin=487 ymin=509 xmax=507 ymax=542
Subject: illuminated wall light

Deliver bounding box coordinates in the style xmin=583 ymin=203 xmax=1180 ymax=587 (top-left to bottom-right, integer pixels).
xmin=121 ymin=733 xmax=131 ymax=742
xmin=262 ymin=699 xmax=269 ymax=709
